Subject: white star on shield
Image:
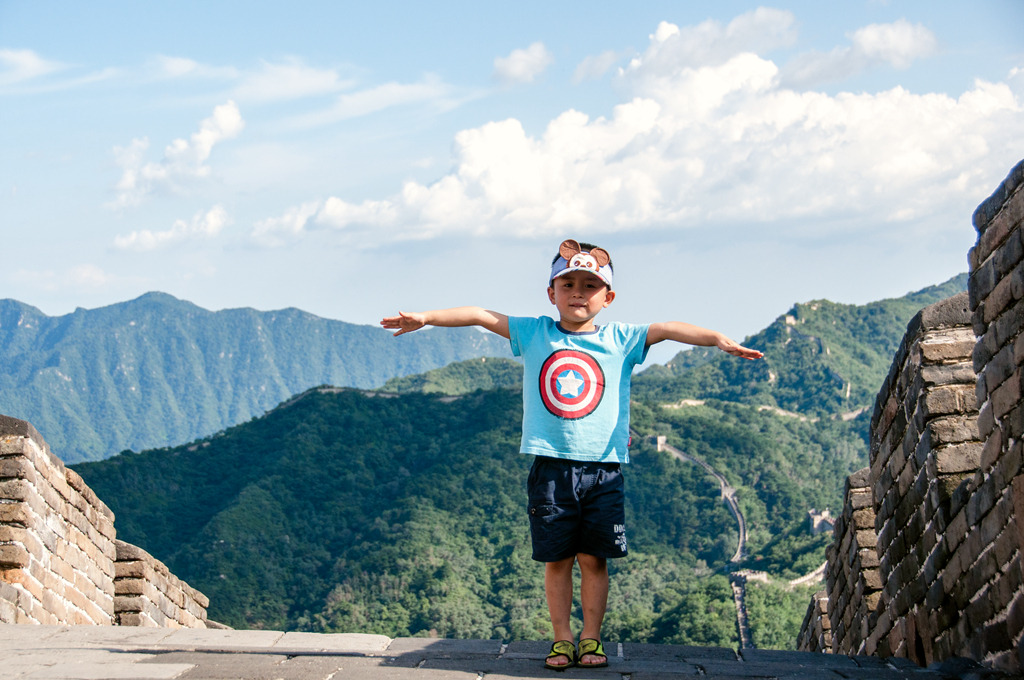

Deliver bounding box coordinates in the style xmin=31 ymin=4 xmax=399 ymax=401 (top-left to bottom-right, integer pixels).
xmin=557 ymin=370 xmax=585 ymax=398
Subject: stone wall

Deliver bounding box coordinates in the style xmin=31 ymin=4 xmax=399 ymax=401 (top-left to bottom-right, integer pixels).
xmin=0 ymin=416 xmax=116 ymax=624
xmin=823 ymin=466 xmax=880 ymax=655
xmin=115 ymin=540 xmax=209 ymax=628
xmin=0 ymin=415 xmax=209 ymax=628
xmin=797 ymin=589 xmax=830 ymax=654
xmin=963 ymin=158 xmax=1024 ymax=668
xmin=866 ymin=292 xmax=983 ymax=663
xmin=800 ymin=159 xmax=1024 ymax=671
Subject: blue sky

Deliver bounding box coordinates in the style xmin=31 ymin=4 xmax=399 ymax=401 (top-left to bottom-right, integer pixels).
xmin=2 ymin=1 xmax=1022 ymax=365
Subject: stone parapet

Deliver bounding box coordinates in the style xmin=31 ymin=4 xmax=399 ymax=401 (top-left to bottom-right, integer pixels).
xmin=824 ymin=467 xmax=879 ymax=654
xmin=0 ymin=414 xmax=209 ymax=628
xmin=864 ymin=291 xmax=981 ymax=664
xmin=797 ymin=589 xmax=831 ymax=653
xmin=804 ymin=159 xmax=1024 ymax=672
xmin=961 ymin=157 xmax=1024 ymax=670
xmin=114 ymin=541 xmax=208 ymax=628
xmin=0 ymin=416 xmax=116 ymax=625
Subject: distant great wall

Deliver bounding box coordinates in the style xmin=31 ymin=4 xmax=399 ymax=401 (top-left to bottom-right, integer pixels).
xmin=799 ymin=158 xmax=1024 ymax=672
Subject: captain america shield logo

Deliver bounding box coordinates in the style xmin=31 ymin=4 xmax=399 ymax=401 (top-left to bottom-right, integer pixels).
xmin=539 ymin=349 xmax=605 ymax=419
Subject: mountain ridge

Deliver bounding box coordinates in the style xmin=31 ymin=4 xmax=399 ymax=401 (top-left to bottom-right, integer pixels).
xmin=0 ymin=292 xmax=512 ymax=462
xmin=634 ymin=273 xmax=968 ymax=414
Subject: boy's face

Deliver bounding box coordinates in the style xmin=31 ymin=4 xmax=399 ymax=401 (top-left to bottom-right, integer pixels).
xmin=547 ymin=270 xmax=615 ymax=329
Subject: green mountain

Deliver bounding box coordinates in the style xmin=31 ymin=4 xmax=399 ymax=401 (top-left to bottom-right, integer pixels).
xmin=634 ymin=273 xmax=968 ymax=415
xmin=0 ymin=292 xmax=511 ymax=463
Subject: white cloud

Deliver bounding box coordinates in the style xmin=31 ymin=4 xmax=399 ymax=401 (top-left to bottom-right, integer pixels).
xmin=252 ymin=13 xmax=1022 ymax=248
xmin=251 ymin=201 xmax=322 ymax=247
xmin=283 ymin=75 xmax=457 ymax=128
xmin=620 ymin=8 xmax=797 ymax=81
xmin=0 ymin=48 xmax=64 ymax=86
xmin=852 ymin=20 xmax=937 ymax=68
xmin=493 ymin=42 xmax=554 ymax=85
xmin=114 ymin=205 xmax=229 ymax=251
xmin=233 ymin=57 xmax=354 ymax=102
xmin=780 ymin=19 xmax=938 ymax=88
xmin=67 ymin=264 xmax=114 ymax=287
xmin=152 ymin=55 xmax=238 ymax=80
xmin=109 ymin=101 xmax=245 ymax=208
xmin=573 ymin=50 xmax=626 ymax=83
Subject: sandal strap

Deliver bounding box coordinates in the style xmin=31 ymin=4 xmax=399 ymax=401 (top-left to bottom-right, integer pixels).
xmin=578 ymin=638 xmax=606 ymax=658
xmin=548 ymin=640 xmax=576 ymax=660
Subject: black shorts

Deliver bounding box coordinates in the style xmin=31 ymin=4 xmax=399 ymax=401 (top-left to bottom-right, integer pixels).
xmin=527 ymin=456 xmax=627 ymax=562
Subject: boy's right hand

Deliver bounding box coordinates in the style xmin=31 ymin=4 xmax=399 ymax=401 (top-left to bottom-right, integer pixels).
xmin=381 ymin=311 xmax=428 ymax=336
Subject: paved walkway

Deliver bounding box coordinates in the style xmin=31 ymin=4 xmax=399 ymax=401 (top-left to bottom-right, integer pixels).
xmin=0 ymin=624 xmax=989 ymax=680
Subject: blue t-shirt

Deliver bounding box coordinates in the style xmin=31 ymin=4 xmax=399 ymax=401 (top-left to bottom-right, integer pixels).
xmin=508 ymin=316 xmax=649 ymax=463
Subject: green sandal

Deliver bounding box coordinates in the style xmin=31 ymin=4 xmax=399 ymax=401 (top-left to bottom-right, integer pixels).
xmin=577 ymin=639 xmax=608 ymax=668
xmin=544 ymin=640 xmax=577 ymax=671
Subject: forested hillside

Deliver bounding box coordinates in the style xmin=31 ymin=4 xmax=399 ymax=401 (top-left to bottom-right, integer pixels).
xmin=75 ymin=386 xmax=864 ymax=644
xmin=0 ymin=293 xmax=510 ymax=462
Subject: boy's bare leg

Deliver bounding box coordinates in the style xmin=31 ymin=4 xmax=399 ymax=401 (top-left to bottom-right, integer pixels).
xmin=577 ymin=552 xmax=609 ymax=664
xmin=545 ymin=556 xmax=577 ymax=665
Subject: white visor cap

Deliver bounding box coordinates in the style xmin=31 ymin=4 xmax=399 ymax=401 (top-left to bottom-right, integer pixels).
xmin=549 ymin=241 xmax=613 ymax=289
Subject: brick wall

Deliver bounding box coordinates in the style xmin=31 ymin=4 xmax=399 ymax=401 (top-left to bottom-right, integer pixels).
xmin=797 ymin=589 xmax=830 ymax=653
xmin=0 ymin=416 xmax=116 ymax=624
xmin=823 ymin=466 xmax=880 ymax=655
xmin=0 ymin=414 xmax=210 ymax=628
xmin=115 ymin=541 xmax=209 ymax=628
xmin=800 ymin=159 xmax=1024 ymax=671
xmin=866 ymin=292 xmax=983 ymax=663
xmin=963 ymin=158 xmax=1024 ymax=669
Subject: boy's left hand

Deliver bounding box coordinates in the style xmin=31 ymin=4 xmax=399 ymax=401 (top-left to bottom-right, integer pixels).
xmin=381 ymin=311 xmax=428 ymax=336
xmin=718 ymin=336 xmax=763 ymax=360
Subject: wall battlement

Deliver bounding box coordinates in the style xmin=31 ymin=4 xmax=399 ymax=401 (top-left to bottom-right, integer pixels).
xmin=800 ymin=158 xmax=1024 ymax=671
xmin=0 ymin=415 xmax=209 ymax=628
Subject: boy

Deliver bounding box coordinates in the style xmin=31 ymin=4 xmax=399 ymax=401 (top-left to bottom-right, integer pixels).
xmin=381 ymin=239 xmax=762 ymax=670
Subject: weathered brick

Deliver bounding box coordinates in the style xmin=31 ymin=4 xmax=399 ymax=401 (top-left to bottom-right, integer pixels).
xmin=928 ymin=416 xmax=979 ymax=447
xmin=1006 ymin=402 xmax=1024 ymax=441
xmin=997 ymin=222 xmax=1024 ymax=277
xmin=936 ymin=443 xmax=983 ymax=474
xmin=981 ymin=430 xmax=1004 ymax=472
xmin=981 ymin=505 xmax=1006 ymax=546
xmin=852 ymin=507 xmax=876 ymax=530
xmin=1006 ymin=591 xmax=1024 ymax=640
xmin=999 ymin=441 xmax=1024 ymax=488
xmin=0 ymin=545 xmax=30 ymax=569
xmin=986 ymin=274 xmax=1016 ymax=324
xmin=921 ymin=334 xmax=977 ymax=364
xmin=977 ymin=331 xmax=1000 ymax=373
xmin=921 ymin=384 xmax=978 ymax=419
xmin=992 ymin=372 xmax=1022 ymax=420
xmin=987 ymin=345 xmax=1018 ymax=392
xmin=971 ymin=258 xmax=999 ymax=307
xmin=1014 ymin=332 xmax=1024 ymax=366
xmin=922 ymin=363 xmax=977 ymax=388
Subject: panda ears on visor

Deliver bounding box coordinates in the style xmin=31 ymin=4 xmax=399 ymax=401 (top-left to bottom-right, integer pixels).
xmin=559 ymin=239 xmax=611 ymax=267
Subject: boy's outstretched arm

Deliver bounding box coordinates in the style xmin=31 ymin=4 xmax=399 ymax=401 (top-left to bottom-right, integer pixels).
xmin=646 ymin=321 xmax=763 ymax=360
xmin=381 ymin=307 xmax=510 ymax=339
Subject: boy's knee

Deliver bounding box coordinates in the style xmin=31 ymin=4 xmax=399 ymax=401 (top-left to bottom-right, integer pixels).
xmin=545 ymin=555 xmax=576 ymax=573
xmin=577 ymin=553 xmax=607 ymax=572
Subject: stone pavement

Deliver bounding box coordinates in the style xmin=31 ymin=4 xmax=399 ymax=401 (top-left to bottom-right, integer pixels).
xmin=0 ymin=624 xmax=1012 ymax=680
